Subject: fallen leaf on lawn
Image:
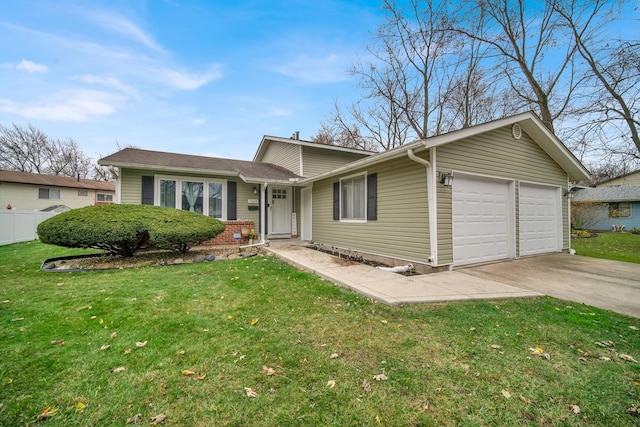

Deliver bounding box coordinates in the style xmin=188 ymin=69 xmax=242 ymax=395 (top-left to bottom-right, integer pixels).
xmin=90 ymin=316 xmax=97 ymax=319
xmin=135 ymin=341 xmax=147 ymax=348
xmin=126 ymin=413 xmax=142 ymax=424
xmin=245 ymin=387 xmax=258 ymax=398
xmin=362 ymin=379 xmax=371 ymax=393
xmin=373 ymin=374 xmax=388 ymax=381
xmin=491 ymin=344 xmax=502 ymax=349
xmin=50 ymin=339 xmax=64 ymax=345
xmin=570 ymin=405 xmax=581 ymax=414
xmin=239 ymin=355 xmax=246 ymax=361
xmin=463 ymin=364 xmax=470 ymax=375
xmin=2 ymin=300 xmax=10 ymax=303
xmin=110 ymin=366 xmax=126 ymax=373
xmin=99 ymin=319 xmax=104 ymax=325
xmin=470 ymin=327 xmax=477 ymax=332
xmin=181 ymin=370 xmax=196 ymax=376
xmin=620 ymin=354 xmax=637 ymax=363
xmin=100 ymin=344 xmax=111 ymax=351
xmin=177 ymin=350 xmax=185 ymax=355
xmin=124 ymin=348 xmax=131 ymax=354
xmin=329 ymin=353 xmax=340 ymax=359
xmin=599 ymin=356 xmax=611 ymax=361
xmin=327 ymin=380 xmax=336 ymax=388
xmin=11 ymin=317 xmax=24 ymax=322
xmin=519 ymin=396 xmax=531 ymax=404
xmin=629 ymin=326 xmax=638 ymax=331
xmin=595 ymin=341 xmax=614 ymax=347
xmin=262 ymin=366 xmax=276 ymax=376
xmin=375 ymin=414 xmax=381 ymax=424
xmin=529 ymin=347 xmax=550 ymax=360
xmin=75 ymin=401 xmax=86 ymax=412
xmin=150 ymin=413 xmax=166 ymax=425
xmin=501 ymin=390 xmax=511 ymax=399
xmin=37 ymin=406 xmax=57 ymax=421
xmin=227 ymin=314 xmax=233 ymax=320
xmin=250 ymin=318 xmax=259 ymax=325
xmin=195 ymin=373 xmax=206 ymax=380
xmin=381 ymin=320 xmax=387 ymax=325
xmin=627 ymin=405 xmax=640 ymax=417
xmin=110 ymin=332 xmax=117 ymax=339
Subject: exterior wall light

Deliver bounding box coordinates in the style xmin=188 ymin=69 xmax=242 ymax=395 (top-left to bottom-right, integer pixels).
xmin=252 ymin=186 xmax=258 ymax=195
xmin=440 ymin=172 xmax=453 ymax=187
xmin=564 ymin=188 xmax=575 ymax=199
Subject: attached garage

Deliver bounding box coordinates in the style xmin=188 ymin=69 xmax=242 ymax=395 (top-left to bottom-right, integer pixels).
xmin=519 ymin=183 xmax=562 ymax=256
xmin=452 ymin=175 xmax=514 ymax=266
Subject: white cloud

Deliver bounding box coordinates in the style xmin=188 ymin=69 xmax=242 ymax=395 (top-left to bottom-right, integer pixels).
xmin=15 ymin=59 xmax=48 ymax=73
xmin=271 ymin=53 xmax=349 ymax=84
xmin=0 ymin=89 xmax=123 ymax=122
xmin=268 ymin=106 xmax=292 ymax=117
xmin=74 ymin=74 xmax=139 ymax=98
xmin=88 ymin=12 xmax=165 ymax=53
xmin=153 ymin=65 xmax=222 ymax=90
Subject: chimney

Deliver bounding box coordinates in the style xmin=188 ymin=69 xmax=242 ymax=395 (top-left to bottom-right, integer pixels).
xmin=294 ymin=131 xmax=300 ymax=140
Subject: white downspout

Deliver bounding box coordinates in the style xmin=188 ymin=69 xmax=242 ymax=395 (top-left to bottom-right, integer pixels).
xmin=260 ymin=182 xmax=268 ymax=244
xmin=407 ymin=147 xmax=438 ymax=266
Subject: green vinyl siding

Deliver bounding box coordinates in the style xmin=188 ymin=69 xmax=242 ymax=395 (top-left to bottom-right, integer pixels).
xmin=312 ymin=156 xmax=431 ymax=264
xmin=260 ymin=141 xmax=301 ymax=175
xmin=302 ymin=146 xmax=370 ymax=178
xmin=436 ymin=127 xmax=569 ymax=264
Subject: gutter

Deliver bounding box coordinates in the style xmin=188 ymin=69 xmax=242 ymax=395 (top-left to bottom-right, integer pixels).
xmin=407 ymin=146 xmax=439 ymax=266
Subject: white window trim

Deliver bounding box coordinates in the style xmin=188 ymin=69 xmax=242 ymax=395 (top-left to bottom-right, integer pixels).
xmin=97 ymin=193 xmax=113 ymax=202
xmin=154 ymin=175 xmax=227 ymax=220
xmin=340 ymin=172 xmax=367 ymax=223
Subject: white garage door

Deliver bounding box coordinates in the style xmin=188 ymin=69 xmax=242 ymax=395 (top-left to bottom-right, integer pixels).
xmin=519 ymin=184 xmax=561 ymax=256
xmin=453 ymin=175 xmax=511 ymax=266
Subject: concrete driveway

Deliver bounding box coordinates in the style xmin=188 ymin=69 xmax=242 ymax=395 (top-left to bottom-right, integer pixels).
xmin=458 ymin=253 xmax=640 ymax=318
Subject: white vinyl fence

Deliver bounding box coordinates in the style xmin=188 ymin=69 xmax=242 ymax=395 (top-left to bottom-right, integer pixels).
xmin=0 ymin=210 xmax=59 ymax=246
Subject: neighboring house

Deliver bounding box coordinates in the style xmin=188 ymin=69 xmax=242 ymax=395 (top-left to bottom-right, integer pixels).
xmin=0 ymin=170 xmax=115 ymax=211
xmin=99 ymin=111 xmax=589 ymax=271
xmin=572 ymin=186 xmax=640 ymax=231
xmin=596 ymin=170 xmax=640 ymax=187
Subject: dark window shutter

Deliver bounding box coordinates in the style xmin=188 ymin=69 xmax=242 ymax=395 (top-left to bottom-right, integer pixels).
xmin=141 ymin=176 xmax=154 ymax=205
xmin=333 ymin=182 xmax=340 ymax=220
xmin=367 ymin=173 xmax=377 ymax=221
xmin=227 ymin=181 xmax=237 ymax=220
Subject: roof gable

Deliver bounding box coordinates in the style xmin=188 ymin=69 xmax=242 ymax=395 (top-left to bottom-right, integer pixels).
xmin=253 ymin=135 xmax=375 ymax=163
xmin=300 ymin=111 xmax=590 ymax=184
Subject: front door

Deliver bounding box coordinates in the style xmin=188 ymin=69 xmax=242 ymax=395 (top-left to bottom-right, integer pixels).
xmin=268 ymin=186 xmax=292 ymax=238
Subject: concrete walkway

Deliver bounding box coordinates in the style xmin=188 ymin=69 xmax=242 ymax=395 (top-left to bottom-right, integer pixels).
xmin=264 ymin=243 xmax=541 ymax=305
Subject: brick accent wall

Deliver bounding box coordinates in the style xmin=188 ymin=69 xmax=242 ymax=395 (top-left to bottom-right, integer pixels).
xmin=203 ymin=220 xmax=256 ymax=246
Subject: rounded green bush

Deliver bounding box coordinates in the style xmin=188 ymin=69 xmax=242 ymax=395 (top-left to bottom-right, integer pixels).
xmin=37 ymin=204 xmax=225 ymax=257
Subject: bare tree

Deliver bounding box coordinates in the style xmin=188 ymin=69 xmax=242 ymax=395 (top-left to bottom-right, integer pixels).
xmin=0 ymin=123 xmax=92 ymax=178
xmin=553 ymin=0 xmax=639 ymax=156
xmin=455 ymin=0 xmax=582 ymax=133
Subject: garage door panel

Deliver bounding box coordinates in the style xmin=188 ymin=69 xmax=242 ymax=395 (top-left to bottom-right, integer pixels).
xmin=453 ymin=176 xmax=511 ymax=266
xmin=519 ymin=184 xmax=561 ymax=256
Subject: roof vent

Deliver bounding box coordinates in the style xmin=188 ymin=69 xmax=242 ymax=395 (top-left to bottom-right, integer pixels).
xmin=512 ymin=123 xmax=522 ymax=140
xmin=291 ymin=131 xmax=300 ymax=140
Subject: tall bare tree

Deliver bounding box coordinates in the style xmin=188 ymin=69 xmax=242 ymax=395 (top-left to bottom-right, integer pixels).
xmin=553 ymin=0 xmax=639 ymax=157
xmin=0 ymin=123 xmax=92 ymax=178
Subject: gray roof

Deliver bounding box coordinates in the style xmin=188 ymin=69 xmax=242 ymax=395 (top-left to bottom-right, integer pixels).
xmin=0 ymin=170 xmax=115 ymax=191
xmin=99 ymin=148 xmax=301 ymax=183
xmin=572 ymin=186 xmax=640 ymax=202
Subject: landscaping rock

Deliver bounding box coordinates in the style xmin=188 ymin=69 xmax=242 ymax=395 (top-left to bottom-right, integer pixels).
xmin=172 ymin=258 xmax=184 ymax=265
xmin=194 ymin=255 xmax=206 ymax=263
xmin=42 ymin=262 xmax=56 ymax=270
xmin=204 ymin=254 xmax=216 ymax=261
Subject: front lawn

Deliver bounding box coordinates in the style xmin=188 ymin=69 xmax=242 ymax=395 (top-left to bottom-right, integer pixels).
xmin=572 ymin=232 xmax=640 ymax=264
xmin=1 ymin=241 xmax=639 ymax=426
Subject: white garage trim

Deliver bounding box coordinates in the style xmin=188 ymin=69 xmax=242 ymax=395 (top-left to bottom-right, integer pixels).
xmin=519 ymin=182 xmax=562 ymax=256
xmin=452 ymin=173 xmax=516 ymax=266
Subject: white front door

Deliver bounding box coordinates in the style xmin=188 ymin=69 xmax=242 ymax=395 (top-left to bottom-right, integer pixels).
xmin=268 ymin=186 xmax=292 ymax=237
xmin=301 ymin=187 xmax=312 ymax=241
xmin=519 ymin=183 xmax=562 ymax=256
xmin=453 ymin=175 xmax=513 ymax=266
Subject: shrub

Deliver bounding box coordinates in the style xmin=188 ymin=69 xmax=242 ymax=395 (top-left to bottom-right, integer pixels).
xmin=631 ymin=228 xmax=640 ymax=235
xmin=37 ymin=204 xmax=225 ymax=257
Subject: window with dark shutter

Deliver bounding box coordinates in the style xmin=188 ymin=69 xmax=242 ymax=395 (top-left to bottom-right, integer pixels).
xmin=227 ymin=181 xmax=237 ymax=220
xmin=367 ymin=173 xmax=377 ymax=221
xmin=333 ymin=182 xmax=340 ymax=220
xmin=141 ymin=176 xmax=154 ymax=205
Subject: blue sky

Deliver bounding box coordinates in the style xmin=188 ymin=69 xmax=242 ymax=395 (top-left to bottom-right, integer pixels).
xmin=0 ymin=0 xmax=384 ymax=162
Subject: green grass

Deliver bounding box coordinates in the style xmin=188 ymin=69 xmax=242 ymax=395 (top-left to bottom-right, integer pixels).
xmin=1 ymin=241 xmax=639 ymax=426
xmin=572 ymin=232 xmax=640 ymax=264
